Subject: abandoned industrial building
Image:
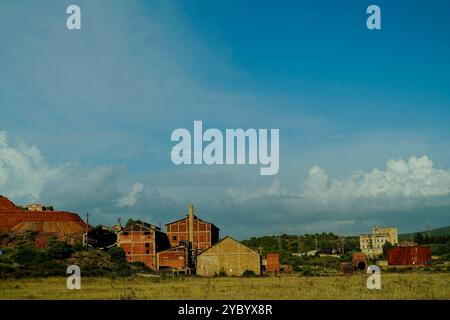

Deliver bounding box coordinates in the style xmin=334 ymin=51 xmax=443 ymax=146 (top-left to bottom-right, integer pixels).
xmin=117 ymin=220 xmax=171 ymax=268
xmin=165 ymin=204 xmax=219 ymax=252
xmin=196 ymin=236 xmax=261 ymax=276
xmin=359 ymin=226 xmax=398 ymax=258
xmin=0 ymin=194 xmax=436 ymax=275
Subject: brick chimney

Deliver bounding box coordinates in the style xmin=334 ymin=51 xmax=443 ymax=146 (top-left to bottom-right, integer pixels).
xmin=188 ymin=204 xmax=194 ymax=244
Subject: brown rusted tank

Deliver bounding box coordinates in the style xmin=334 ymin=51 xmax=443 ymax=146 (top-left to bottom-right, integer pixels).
xmin=352 ymin=252 xmax=368 ymax=271
xmin=388 ymin=246 xmax=432 ymax=267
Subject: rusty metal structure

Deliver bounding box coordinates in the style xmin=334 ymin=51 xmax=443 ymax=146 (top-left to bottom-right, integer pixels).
xmin=387 ymin=245 xmax=432 ymax=267
xmin=352 ymin=252 xmax=369 ymax=271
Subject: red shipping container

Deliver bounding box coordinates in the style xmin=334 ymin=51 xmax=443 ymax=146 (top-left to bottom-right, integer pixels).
xmin=388 ymin=246 xmax=432 ymax=266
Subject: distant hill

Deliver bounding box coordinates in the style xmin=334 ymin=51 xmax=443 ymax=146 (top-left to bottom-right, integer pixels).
xmin=241 ymin=233 xmax=360 ymax=258
xmin=399 ymin=226 xmax=450 ymax=241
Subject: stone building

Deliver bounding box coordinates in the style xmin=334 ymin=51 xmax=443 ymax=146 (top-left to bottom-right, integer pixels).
xmin=196 ymin=236 xmax=261 ymax=277
xmin=360 ymin=226 xmax=398 ymax=257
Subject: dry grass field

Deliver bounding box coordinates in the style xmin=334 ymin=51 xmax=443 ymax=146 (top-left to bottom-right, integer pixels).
xmin=0 ymin=273 xmax=449 ymax=300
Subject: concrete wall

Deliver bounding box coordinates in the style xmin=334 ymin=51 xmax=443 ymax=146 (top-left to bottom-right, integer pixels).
xmin=196 ymin=237 xmax=261 ymax=277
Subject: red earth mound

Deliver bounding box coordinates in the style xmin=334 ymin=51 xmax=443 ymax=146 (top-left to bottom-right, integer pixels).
xmin=0 ymin=195 xmax=87 ymax=246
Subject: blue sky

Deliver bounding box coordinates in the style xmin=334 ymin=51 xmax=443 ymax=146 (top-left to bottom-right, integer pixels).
xmin=0 ymin=0 xmax=450 ymax=238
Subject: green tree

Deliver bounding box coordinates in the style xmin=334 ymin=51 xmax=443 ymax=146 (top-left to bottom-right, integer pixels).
xmin=414 ymin=233 xmax=424 ymax=244
xmin=125 ymin=219 xmax=136 ymax=227
xmin=12 ymin=244 xmax=45 ymax=265
xmin=46 ymin=237 xmax=74 ymax=260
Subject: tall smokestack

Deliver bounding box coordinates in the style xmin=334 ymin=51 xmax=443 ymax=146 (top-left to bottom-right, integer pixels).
xmin=188 ymin=204 xmax=194 ymax=244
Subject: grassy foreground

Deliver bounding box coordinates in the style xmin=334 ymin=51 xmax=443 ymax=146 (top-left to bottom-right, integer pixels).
xmin=0 ymin=273 xmax=449 ymax=300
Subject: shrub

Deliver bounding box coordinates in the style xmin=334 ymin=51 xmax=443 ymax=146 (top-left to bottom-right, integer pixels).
xmin=11 ymin=245 xmax=45 ymax=265
xmin=119 ymin=290 xmax=137 ymax=300
xmin=46 ymin=237 xmax=74 ymax=260
xmin=299 ymin=266 xmax=313 ymax=276
xmin=242 ymin=269 xmax=257 ymax=277
xmin=108 ymin=247 xmax=126 ymax=263
xmin=66 ymin=250 xmax=116 ymax=276
xmin=438 ymin=253 xmax=450 ymax=262
xmin=216 ymin=268 xmax=227 ymax=277
xmin=106 ymin=247 xmax=131 ymax=276
xmin=129 ymin=261 xmax=154 ymax=274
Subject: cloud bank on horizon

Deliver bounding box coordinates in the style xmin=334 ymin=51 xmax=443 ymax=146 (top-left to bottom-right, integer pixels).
xmin=1 ymin=0 xmax=450 ymax=237
xmin=1 ymin=131 xmax=450 ymax=237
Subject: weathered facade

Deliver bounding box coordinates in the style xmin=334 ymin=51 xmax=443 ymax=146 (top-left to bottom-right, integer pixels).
xmin=166 ymin=204 xmax=219 ymax=254
xmin=157 ymin=241 xmax=192 ymax=272
xmin=196 ymin=236 xmax=261 ymax=277
xmin=387 ymin=246 xmax=432 ymax=267
xmin=360 ymin=226 xmax=398 ymax=257
xmin=118 ymin=220 xmax=170 ymax=269
xmin=84 ymin=225 xmax=118 ymax=249
xmin=25 ymin=203 xmax=47 ymax=211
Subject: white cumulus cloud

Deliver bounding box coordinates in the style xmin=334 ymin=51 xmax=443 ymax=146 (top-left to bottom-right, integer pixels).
xmin=115 ymin=182 xmax=144 ymax=207
xmin=0 ymin=131 xmax=67 ymax=200
xmin=304 ymin=155 xmax=450 ymax=202
xmin=0 ymin=131 xmax=138 ymax=212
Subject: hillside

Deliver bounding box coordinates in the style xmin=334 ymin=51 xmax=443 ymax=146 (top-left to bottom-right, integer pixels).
xmin=241 ymin=233 xmax=359 ymax=259
xmin=399 ymin=226 xmax=450 ymax=241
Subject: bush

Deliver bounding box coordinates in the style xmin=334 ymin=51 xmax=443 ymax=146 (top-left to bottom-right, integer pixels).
xmin=66 ymin=250 xmax=116 ymax=276
xmin=216 ymin=268 xmax=227 ymax=277
xmin=107 ymin=247 xmax=130 ymax=276
xmin=119 ymin=290 xmax=137 ymax=300
xmin=46 ymin=237 xmax=74 ymax=260
xmin=129 ymin=261 xmax=154 ymax=274
xmin=299 ymin=266 xmax=313 ymax=276
xmin=11 ymin=245 xmax=45 ymax=265
xmin=432 ymin=244 xmax=450 ymax=256
xmin=438 ymin=253 xmax=450 ymax=262
xmin=242 ymin=269 xmax=257 ymax=277
xmin=108 ymin=247 xmax=126 ymax=263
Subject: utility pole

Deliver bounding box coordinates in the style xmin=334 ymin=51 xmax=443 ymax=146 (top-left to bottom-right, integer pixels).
xmin=85 ymin=212 xmax=89 ymax=250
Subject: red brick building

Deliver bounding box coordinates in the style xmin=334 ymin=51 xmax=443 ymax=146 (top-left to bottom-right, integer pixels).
xmin=118 ymin=220 xmax=170 ymax=269
xmin=166 ymin=204 xmax=219 ymax=254
xmin=157 ymin=242 xmax=192 ymax=272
